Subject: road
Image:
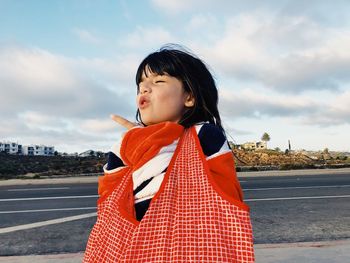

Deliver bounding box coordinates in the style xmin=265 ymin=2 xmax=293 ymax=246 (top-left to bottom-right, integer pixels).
xmin=242 ymin=173 xmax=350 ymax=244
xmin=0 ymin=170 xmax=349 ymax=256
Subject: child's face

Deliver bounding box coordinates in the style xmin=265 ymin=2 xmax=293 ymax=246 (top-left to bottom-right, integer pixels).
xmin=137 ymin=68 xmax=194 ymax=126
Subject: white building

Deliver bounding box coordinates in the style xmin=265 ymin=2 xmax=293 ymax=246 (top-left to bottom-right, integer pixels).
xmin=79 ymin=150 xmax=96 ymax=157
xmin=22 ymin=145 xmax=55 ymax=156
xmin=1 ymin=141 xmax=55 ymax=156
xmin=0 ymin=141 xmax=22 ymax=154
xmin=241 ymin=141 xmax=267 ymax=151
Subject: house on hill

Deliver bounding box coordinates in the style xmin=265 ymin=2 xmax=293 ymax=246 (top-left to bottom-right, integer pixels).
xmin=79 ymin=150 xmax=98 ymax=157
xmin=22 ymin=145 xmax=55 ymax=156
xmin=231 ymin=141 xmax=267 ymax=151
xmin=0 ymin=141 xmax=22 ymax=154
xmin=0 ymin=141 xmax=54 ymax=156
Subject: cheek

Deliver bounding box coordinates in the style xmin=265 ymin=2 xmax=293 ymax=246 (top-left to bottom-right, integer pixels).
xmin=159 ymin=89 xmax=184 ymax=104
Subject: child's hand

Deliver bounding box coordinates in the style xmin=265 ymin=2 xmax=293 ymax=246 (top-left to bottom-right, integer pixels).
xmin=110 ymin=114 xmax=137 ymax=130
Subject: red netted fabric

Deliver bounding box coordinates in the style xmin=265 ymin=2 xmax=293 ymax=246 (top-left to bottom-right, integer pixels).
xmin=83 ymin=127 xmax=255 ymax=262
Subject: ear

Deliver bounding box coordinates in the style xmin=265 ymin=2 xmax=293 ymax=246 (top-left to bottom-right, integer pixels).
xmin=184 ymin=93 xmax=195 ymax=107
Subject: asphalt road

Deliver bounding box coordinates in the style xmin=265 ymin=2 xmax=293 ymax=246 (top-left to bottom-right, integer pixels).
xmin=0 ymin=171 xmax=349 ymax=256
xmin=242 ymin=173 xmax=350 ymax=244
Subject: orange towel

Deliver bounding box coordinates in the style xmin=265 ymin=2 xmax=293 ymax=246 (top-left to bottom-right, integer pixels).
xmin=98 ymin=122 xmax=184 ymax=201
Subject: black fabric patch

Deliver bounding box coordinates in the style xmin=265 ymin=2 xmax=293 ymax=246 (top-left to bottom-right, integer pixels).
xmin=106 ymin=152 xmax=124 ymax=170
xmin=197 ymin=123 xmax=226 ymax=156
xmin=135 ymin=199 xmax=152 ymax=221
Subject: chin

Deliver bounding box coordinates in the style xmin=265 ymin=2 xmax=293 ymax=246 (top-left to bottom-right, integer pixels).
xmin=140 ymin=118 xmax=154 ymax=126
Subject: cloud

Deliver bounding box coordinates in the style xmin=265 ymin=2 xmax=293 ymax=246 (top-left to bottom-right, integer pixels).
xmin=72 ymin=28 xmax=103 ymax=45
xmin=0 ymin=46 xmax=136 ymax=119
xmin=1 ymin=111 xmax=123 ymax=153
xmin=150 ymin=0 xmax=350 ymax=26
xmin=187 ymin=13 xmax=218 ymax=32
xmin=79 ymin=118 xmax=119 ymax=133
xmin=2 ymin=1 xmax=349 ymax=152
xmin=302 ymin=90 xmax=350 ymax=126
xmin=150 ymin=0 xmax=197 ymax=14
xmin=192 ymin=13 xmax=350 ymax=93
xmin=149 ymin=0 xmax=265 ymax=15
xmin=120 ymin=26 xmax=175 ymax=49
xmin=18 ymin=111 xmax=66 ymax=131
xmin=219 ymin=88 xmax=319 ymax=119
xmin=0 ymin=46 xmax=139 ymax=152
xmin=219 ymin=87 xmax=350 ymax=128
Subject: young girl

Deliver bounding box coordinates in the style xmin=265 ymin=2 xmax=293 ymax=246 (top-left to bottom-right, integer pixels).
xmin=84 ymin=46 xmax=255 ymax=262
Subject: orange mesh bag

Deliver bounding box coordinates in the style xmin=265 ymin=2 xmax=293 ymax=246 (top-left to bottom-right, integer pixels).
xmin=83 ymin=127 xmax=255 ymax=262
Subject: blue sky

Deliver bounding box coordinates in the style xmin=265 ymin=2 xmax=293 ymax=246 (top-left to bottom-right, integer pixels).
xmin=1 ymin=0 xmax=349 ymax=153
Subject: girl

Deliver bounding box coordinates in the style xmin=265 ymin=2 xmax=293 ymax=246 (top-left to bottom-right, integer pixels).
xmin=84 ymin=46 xmax=255 ymax=262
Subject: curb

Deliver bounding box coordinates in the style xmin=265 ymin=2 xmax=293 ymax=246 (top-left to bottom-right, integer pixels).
xmin=0 ymin=176 xmax=98 ymax=186
xmin=254 ymin=238 xmax=350 ymax=249
xmin=0 ymin=252 xmax=84 ymax=263
xmin=1 ymin=240 xmax=349 ymax=263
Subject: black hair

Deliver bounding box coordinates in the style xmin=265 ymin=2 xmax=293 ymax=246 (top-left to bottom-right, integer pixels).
xmin=135 ymin=44 xmax=222 ymax=130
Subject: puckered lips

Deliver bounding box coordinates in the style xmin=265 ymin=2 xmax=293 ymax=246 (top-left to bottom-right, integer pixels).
xmin=138 ymin=95 xmax=150 ymax=109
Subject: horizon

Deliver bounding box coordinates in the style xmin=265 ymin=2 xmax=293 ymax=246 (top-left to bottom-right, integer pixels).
xmin=1 ymin=1 xmax=349 ymax=153
xmin=2 ymin=138 xmax=349 ymax=155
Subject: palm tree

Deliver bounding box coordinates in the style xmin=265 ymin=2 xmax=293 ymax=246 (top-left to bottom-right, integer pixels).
xmin=261 ymin=132 xmax=270 ymax=148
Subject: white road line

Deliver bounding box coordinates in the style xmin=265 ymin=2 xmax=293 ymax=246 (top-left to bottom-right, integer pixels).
xmin=246 ymin=194 xmax=350 ymax=202
xmin=0 ymin=207 xmax=96 ymax=214
xmin=0 ymin=195 xmax=99 ymax=202
xmin=0 ymin=212 xmax=97 ymax=234
xmin=7 ymin=187 xmax=70 ymax=191
xmin=244 ymin=185 xmax=350 ymax=191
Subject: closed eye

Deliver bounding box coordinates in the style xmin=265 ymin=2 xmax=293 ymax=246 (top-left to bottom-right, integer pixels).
xmin=155 ymin=80 xmax=165 ymax=83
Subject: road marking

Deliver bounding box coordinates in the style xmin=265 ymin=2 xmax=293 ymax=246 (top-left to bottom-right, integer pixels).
xmin=246 ymin=194 xmax=350 ymax=202
xmin=7 ymin=187 xmax=70 ymax=191
xmin=0 ymin=207 xmax=96 ymax=214
xmin=244 ymin=185 xmax=350 ymax=191
xmin=0 ymin=195 xmax=99 ymax=202
xmin=0 ymin=212 xmax=97 ymax=234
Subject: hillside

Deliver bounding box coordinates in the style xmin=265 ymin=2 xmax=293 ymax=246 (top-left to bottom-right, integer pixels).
xmin=1 ymin=150 xmax=349 ymax=180
xmin=233 ymin=149 xmax=350 ymax=170
xmin=0 ymin=154 xmax=106 ymax=180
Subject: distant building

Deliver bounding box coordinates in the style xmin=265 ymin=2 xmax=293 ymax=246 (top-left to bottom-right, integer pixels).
xmin=0 ymin=141 xmax=22 ymax=154
xmin=241 ymin=141 xmax=267 ymax=151
xmin=79 ymin=150 xmax=97 ymax=157
xmin=22 ymin=145 xmax=55 ymax=156
xmin=1 ymin=141 xmax=55 ymax=156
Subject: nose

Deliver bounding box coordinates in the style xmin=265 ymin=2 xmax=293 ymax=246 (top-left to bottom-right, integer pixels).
xmin=139 ymin=83 xmax=151 ymax=94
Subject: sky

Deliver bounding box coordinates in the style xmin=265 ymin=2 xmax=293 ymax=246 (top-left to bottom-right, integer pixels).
xmin=0 ymin=0 xmax=349 ymax=153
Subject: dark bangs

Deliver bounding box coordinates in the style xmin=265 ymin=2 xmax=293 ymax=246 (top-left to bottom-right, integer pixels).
xmin=135 ymin=51 xmax=185 ymax=87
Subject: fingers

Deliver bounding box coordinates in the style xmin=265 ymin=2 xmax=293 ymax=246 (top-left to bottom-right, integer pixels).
xmin=110 ymin=114 xmax=136 ymax=130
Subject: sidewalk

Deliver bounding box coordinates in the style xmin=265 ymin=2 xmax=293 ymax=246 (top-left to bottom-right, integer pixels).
xmin=254 ymin=239 xmax=350 ymax=263
xmin=0 ymin=239 xmax=349 ymax=263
